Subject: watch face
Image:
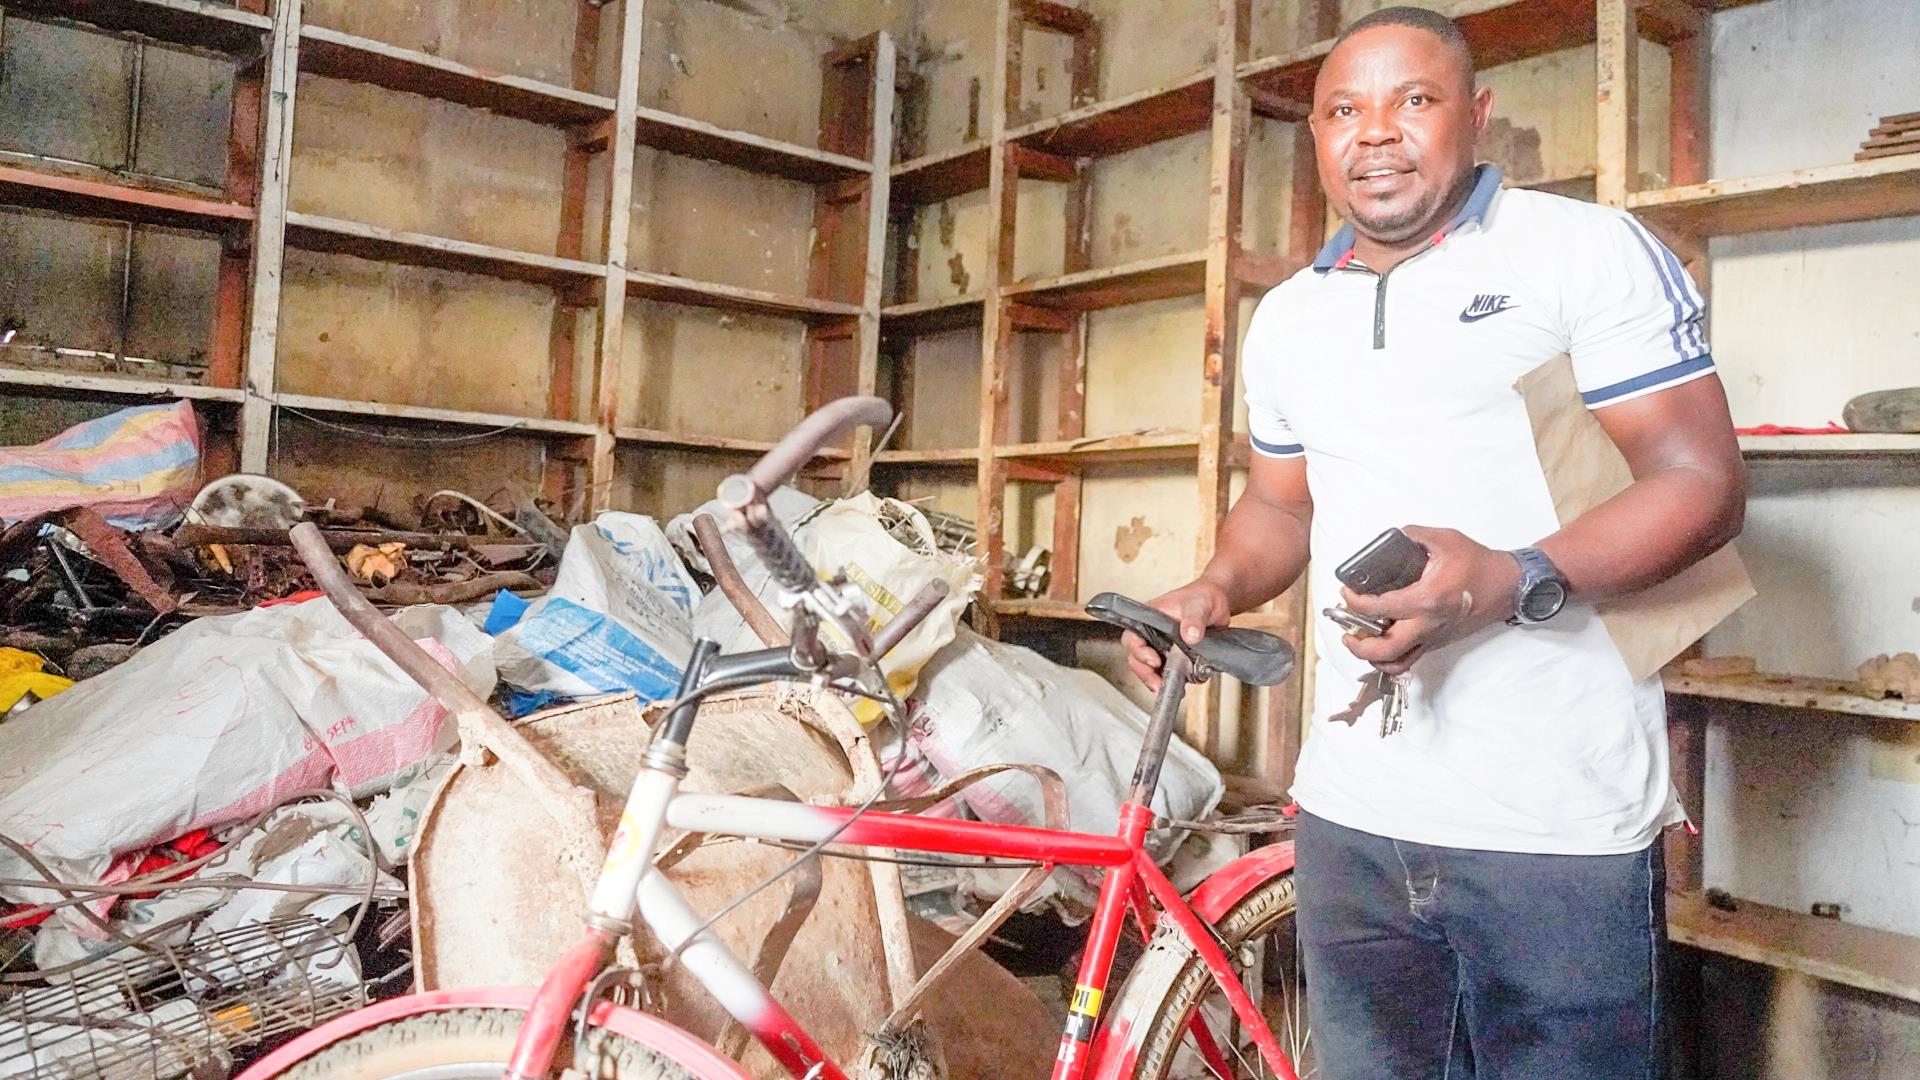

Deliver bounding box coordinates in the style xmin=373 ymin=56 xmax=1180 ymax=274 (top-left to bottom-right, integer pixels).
xmin=1521 ymin=579 xmax=1568 ymax=622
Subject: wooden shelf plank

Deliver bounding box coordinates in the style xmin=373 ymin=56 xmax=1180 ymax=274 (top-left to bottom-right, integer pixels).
xmin=1739 ymin=433 xmax=1920 ymax=457
xmin=276 ymin=393 xmax=597 ymax=437
xmin=4 ymin=0 xmax=270 ymax=57
xmin=1002 ymin=251 xmax=1207 ymax=311
xmin=991 ymin=597 xmax=1291 ymax=632
xmin=615 ymin=426 xmax=853 ymax=459
xmin=1008 ymin=70 xmax=1214 ymax=159
xmin=626 ymin=271 xmax=862 ymax=323
xmin=298 ymin=26 xmax=615 ymax=127
xmin=891 ymin=142 xmax=991 ymax=205
xmin=0 ymin=162 xmax=252 ymax=232
xmin=1239 ymin=0 xmax=1597 ymax=103
xmin=634 ymin=106 xmax=870 ymax=184
xmin=1662 ymin=669 xmax=1920 ymax=722
xmin=999 ymin=429 xmax=1202 ymax=466
xmin=0 ymin=364 xmax=243 ymax=402
xmin=285 ymin=212 xmax=606 ymax=289
xmin=1668 ymin=890 xmax=1920 ymax=1004
xmin=880 ymin=293 xmax=984 ymax=337
xmin=1628 ymin=156 xmax=1920 ymax=236
xmin=871 ymin=446 xmax=980 ymax=464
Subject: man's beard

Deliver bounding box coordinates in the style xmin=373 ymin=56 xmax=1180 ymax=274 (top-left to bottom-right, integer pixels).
xmin=1347 ymin=168 xmax=1475 ymax=246
xmin=1349 ymin=186 xmax=1442 ymax=244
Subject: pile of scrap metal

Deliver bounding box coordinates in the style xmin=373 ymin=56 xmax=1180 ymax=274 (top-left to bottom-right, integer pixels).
xmin=1 ymin=404 xmax=562 ymax=690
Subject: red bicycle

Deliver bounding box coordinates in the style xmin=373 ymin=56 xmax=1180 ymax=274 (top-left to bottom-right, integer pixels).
xmin=241 ymin=398 xmax=1310 ymax=1080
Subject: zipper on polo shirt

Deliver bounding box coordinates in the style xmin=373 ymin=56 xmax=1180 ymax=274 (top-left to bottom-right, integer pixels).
xmin=1332 ymin=263 xmax=1392 ymax=349
xmin=1335 ymin=227 xmax=1458 ymax=350
xmin=1372 ymin=274 xmax=1388 ymax=350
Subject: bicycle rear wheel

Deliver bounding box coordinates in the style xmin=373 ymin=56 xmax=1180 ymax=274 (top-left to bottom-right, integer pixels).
xmin=266 ymin=1006 xmax=723 ymax=1080
xmin=1106 ymin=872 xmax=1313 ymax=1079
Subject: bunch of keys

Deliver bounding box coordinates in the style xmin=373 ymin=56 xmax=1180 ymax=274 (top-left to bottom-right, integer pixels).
xmin=1325 ymin=605 xmax=1409 ymax=737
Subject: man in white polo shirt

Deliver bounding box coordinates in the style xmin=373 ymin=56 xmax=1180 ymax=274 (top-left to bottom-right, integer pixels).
xmin=1126 ymin=6 xmax=1745 ymax=1078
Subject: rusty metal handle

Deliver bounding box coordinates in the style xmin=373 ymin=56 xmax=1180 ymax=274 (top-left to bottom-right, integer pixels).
xmin=746 ymin=396 xmax=891 ymax=494
xmin=718 ymin=397 xmax=891 ymax=595
xmin=691 ymin=513 xmax=789 ymax=648
xmin=871 ymin=579 xmax=950 ymax=659
xmin=287 ymin=522 xmax=590 ymax=826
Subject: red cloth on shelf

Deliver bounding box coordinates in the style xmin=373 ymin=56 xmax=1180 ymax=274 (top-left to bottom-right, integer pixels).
xmin=1734 ymin=423 xmax=1849 ymax=436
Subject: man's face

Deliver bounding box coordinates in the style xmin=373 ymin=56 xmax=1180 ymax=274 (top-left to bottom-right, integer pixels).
xmin=1310 ymin=25 xmax=1492 ymax=246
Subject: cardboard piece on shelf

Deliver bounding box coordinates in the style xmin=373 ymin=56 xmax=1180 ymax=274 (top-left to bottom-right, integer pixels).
xmin=1517 ymin=354 xmax=1755 ymax=682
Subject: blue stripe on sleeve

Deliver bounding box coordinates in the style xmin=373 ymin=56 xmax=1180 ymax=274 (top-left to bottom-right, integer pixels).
xmin=1621 ymin=220 xmax=1690 ymax=362
xmin=1581 ymin=353 xmax=1715 ymax=406
xmin=1249 ymin=433 xmax=1305 ymax=457
xmin=1634 ymin=219 xmax=1707 ymax=354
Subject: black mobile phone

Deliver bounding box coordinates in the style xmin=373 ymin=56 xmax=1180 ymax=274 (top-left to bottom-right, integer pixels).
xmin=1335 ymin=528 xmax=1430 ymax=595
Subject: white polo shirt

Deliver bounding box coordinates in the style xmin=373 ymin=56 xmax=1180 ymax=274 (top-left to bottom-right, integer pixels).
xmin=1246 ymin=165 xmax=1712 ymax=855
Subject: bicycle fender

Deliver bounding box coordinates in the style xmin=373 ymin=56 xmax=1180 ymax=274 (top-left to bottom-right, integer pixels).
xmin=235 ymin=986 xmax=756 ymax=1080
xmin=1186 ymin=840 xmax=1295 ymax=924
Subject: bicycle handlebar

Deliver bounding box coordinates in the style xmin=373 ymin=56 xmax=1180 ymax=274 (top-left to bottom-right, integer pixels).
xmin=718 ymin=396 xmax=892 ymax=595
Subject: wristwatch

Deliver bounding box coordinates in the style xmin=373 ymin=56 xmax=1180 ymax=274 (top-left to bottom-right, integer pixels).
xmin=1506 ymin=547 xmax=1570 ymax=625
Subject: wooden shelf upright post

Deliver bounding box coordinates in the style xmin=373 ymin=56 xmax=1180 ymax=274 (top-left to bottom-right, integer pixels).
xmin=585 ymin=0 xmax=647 ymax=513
xmin=975 ymin=0 xmax=1023 ymax=599
xmin=238 ymin=0 xmax=304 ymax=474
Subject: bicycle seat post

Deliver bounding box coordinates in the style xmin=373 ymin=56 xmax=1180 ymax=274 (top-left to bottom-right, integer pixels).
xmin=1127 ymin=648 xmax=1195 ymax=810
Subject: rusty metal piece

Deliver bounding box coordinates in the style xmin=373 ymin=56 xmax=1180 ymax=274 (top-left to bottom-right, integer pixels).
xmin=286 ymin=522 xmax=596 ymax=847
xmin=873 ymin=762 xmax=1069 ymax=1036
xmin=364 ymin=570 xmax=539 ymax=607
xmin=691 ymin=513 xmax=788 ymax=648
xmin=59 ymin=508 xmax=176 ymax=614
xmin=173 ymin=524 xmax=477 ymax=551
xmin=871 ymin=579 xmax=951 ymax=659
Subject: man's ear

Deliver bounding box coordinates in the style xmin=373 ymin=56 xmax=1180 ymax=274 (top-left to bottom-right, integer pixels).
xmin=1471 ymin=84 xmax=1495 ymax=136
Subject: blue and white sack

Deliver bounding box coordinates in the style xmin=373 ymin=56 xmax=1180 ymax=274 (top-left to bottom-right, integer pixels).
xmin=490 ymin=513 xmax=699 ymax=703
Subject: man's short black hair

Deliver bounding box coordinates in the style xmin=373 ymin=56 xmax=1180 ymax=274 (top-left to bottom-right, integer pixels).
xmin=1334 ymin=5 xmax=1477 ymax=81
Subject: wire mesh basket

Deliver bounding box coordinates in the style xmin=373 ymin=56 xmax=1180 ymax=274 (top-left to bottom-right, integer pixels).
xmin=0 ymin=916 xmax=365 ymax=1080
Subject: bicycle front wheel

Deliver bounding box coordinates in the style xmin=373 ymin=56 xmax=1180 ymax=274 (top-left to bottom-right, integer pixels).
xmin=1106 ymin=872 xmax=1313 ymax=1079
xmin=264 ymin=1006 xmax=726 ymax=1080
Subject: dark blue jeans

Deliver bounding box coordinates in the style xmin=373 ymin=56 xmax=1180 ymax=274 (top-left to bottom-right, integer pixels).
xmin=1294 ymin=810 xmax=1666 ymax=1080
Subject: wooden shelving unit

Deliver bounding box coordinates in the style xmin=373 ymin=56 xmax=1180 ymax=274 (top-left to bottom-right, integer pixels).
xmin=1667 ymin=891 xmax=1920 ymax=1005
xmin=2 ymin=0 xmax=271 ymax=56
xmin=1663 ymin=669 xmax=1920 ymax=723
xmin=0 ymin=164 xmax=254 ymax=232
xmin=0 ymin=365 xmax=245 ymax=403
xmin=889 ymin=142 xmax=990 ymax=205
xmin=1738 ymin=433 xmax=1920 ymax=458
xmin=296 ymin=25 xmax=616 ymax=126
xmin=1592 ymin=0 xmax=1920 ymax=1021
xmin=283 ymin=212 xmax=608 ymax=289
xmin=0 ymin=0 xmax=898 ymax=494
xmin=275 ymin=393 xmax=600 ymax=439
xmin=1628 ymin=155 xmax=1920 ymax=237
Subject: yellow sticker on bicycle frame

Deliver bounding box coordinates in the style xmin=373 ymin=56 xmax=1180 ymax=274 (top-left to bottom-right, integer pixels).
xmin=1069 ymin=985 xmax=1103 ymax=1017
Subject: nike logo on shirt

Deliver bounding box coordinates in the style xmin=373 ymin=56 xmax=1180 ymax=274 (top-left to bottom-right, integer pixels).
xmin=1459 ymin=294 xmax=1518 ymax=322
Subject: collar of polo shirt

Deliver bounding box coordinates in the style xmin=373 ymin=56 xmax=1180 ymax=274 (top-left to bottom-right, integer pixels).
xmin=1313 ymin=164 xmax=1506 ymax=273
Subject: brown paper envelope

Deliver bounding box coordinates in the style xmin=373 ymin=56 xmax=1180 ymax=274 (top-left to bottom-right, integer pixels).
xmin=1516 ymin=354 xmax=1755 ymax=682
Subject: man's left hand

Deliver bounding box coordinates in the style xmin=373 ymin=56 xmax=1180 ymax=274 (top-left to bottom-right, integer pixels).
xmin=1340 ymin=526 xmax=1524 ymax=676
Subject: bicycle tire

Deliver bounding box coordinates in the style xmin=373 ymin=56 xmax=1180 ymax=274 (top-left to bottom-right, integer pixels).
xmin=273 ymin=1007 xmax=701 ymax=1080
xmin=1106 ymin=872 xmax=1311 ymax=1079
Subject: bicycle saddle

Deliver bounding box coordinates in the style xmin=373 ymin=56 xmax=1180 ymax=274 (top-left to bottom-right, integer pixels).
xmin=1085 ymin=592 xmax=1296 ymax=687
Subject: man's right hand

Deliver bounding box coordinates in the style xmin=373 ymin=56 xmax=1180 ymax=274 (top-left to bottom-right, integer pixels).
xmin=1124 ymin=579 xmax=1232 ymax=692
